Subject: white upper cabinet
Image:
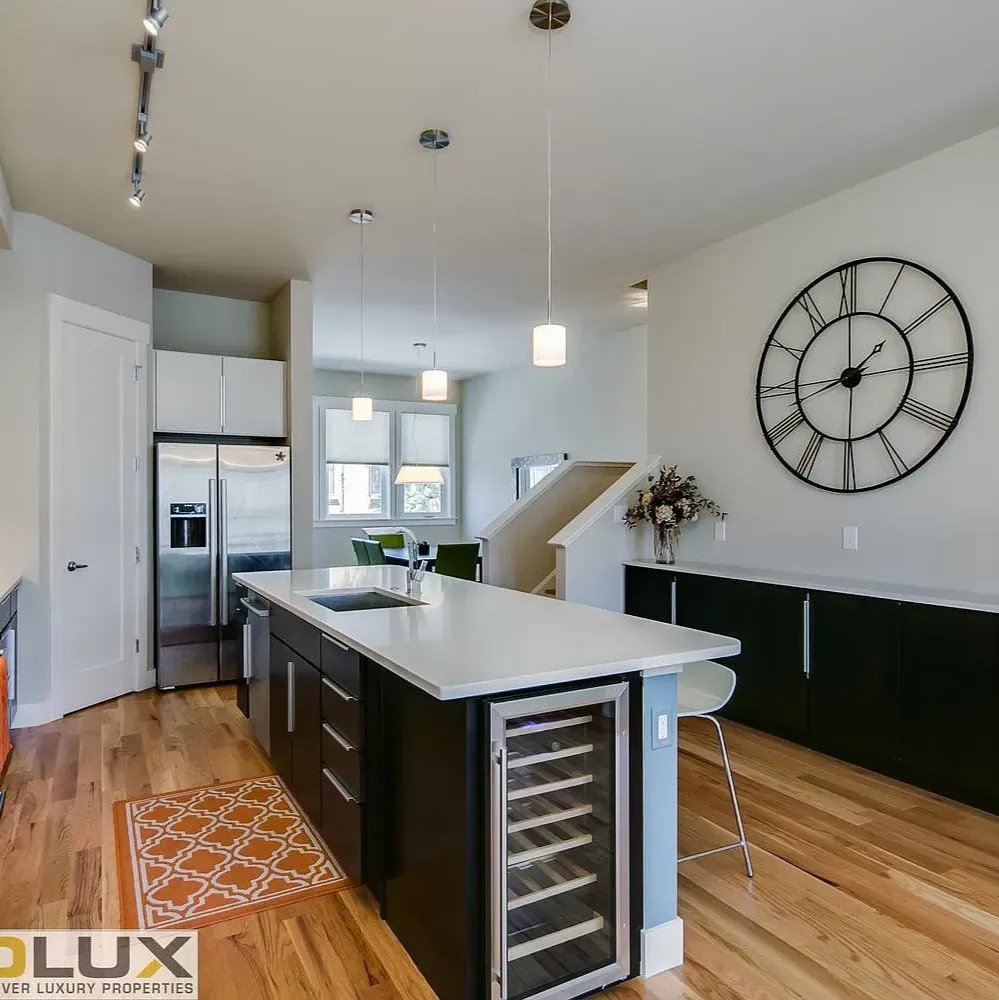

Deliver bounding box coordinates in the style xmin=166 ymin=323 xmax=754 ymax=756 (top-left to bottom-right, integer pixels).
xmin=155 ymin=351 xmax=223 ymax=434
xmin=222 ymin=356 xmax=286 ymax=438
xmin=154 ymin=351 xmax=286 ymax=437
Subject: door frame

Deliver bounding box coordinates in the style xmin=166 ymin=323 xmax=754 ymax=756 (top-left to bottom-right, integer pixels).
xmin=48 ymin=294 xmax=151 ymax=718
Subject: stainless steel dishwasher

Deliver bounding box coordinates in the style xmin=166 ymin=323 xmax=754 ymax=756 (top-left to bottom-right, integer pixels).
xmin=241 ymin=595 xmax=271 ymax=754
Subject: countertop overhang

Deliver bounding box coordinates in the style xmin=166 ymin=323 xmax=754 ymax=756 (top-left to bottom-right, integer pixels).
xmin=235 ymin=566 xmax=740 ymax=701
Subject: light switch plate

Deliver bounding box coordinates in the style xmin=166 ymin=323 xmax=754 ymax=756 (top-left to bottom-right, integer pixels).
xmin=843 ymin=525 xmax=859 ymax=550
xmin=714 ymin=520 xmax=726 ymax=542
xmin=614 ymin=504 xmax=628 ymax=524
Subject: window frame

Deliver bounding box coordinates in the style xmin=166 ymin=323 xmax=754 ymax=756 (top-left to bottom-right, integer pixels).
xmin=315 ymin=396 xmax=458 ymax=527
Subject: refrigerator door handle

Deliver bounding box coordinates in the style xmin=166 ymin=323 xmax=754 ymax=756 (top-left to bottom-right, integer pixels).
xmin=208 ymin=479 xmax=218 ymax=627
xmin=220 ymin=478 xmax=229 ymax=625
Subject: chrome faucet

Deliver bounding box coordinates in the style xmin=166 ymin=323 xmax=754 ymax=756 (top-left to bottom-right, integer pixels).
xmin=406 ymin=541 xmax=427 ymax=597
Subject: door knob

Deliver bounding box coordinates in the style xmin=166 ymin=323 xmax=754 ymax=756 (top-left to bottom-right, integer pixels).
xmin=67 ymin=561 xmax=89 ymax=572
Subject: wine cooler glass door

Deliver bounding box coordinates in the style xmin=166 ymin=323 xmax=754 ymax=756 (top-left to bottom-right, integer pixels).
xmin=490 ymin=683 xmax=630 ymax=1000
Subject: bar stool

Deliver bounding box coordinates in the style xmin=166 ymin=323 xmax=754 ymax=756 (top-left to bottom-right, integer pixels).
xmin=677 ymin=660 xmax=754 ymax=877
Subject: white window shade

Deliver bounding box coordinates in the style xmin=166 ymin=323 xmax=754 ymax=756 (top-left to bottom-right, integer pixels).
xmin=326 ymin=408 xmax=390 ymax=463
xmin=400 ymin=412 xmax=450 ymax=466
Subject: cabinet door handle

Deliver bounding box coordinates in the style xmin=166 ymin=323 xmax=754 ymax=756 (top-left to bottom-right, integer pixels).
xmin=322 ymin=722 xmax=356 ymax=752
xmin=242 ymin=623 xmax=252 ymax=680
xmin=670 ymin=579 xmax=678 ymax=625
xmin=287 ymin=662 xmax=295 ymax=733
xmin=321 ymin=676 xmax=358 ymax=702
xmin=322 ymin=634 xmax=349 ymax=653
xmin=323 ymin=767 xmax=358 ymax=804
xmin=220 ymin=371 xmax=226 ymax=432
xmin=803 ymin=596 xmax=811 ymax=679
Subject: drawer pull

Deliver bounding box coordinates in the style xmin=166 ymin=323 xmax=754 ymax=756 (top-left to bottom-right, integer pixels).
xmin=323 ymin=721 xmax=356 ymax=752
xmin=322 ymin=676 xmax=358 ymax=702
xmin=322 ymin=634 xmax=350 ymax=653
xmin=323 ymin=767 xmax=358 ymax=804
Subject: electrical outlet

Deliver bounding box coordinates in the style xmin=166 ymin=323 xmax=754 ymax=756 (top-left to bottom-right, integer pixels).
xmin=843 ymin=525 xmax=859 ymax=550
xmin=714 ymin=520 xmax=727 ymax=542
xmin=656 ymin=712 xmax=670 ymax=742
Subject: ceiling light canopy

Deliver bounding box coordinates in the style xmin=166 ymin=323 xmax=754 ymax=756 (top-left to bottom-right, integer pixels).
xmin=350 ymin=208 xmax=375 ymax=421
xmin=143 ymin=5 xmax=169 ymax=36
xmin=530 ymin=1 xmax=569 ymax=368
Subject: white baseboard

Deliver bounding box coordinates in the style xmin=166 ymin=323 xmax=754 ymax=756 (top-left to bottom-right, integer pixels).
xmin=641 ymin=917 xmax=684 ymax=977
xmin=11 ymin=700 xmax=57 ymax=730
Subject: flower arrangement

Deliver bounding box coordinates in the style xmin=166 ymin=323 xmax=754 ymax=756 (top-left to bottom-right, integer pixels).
xmin=624 ymin=465 xmax=724 ymax=564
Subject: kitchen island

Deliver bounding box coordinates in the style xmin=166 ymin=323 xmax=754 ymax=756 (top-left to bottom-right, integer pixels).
xmin=235 ymin=566 xmax=739 ymax=1000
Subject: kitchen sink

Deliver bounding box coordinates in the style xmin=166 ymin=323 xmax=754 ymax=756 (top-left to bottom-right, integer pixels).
xmin=308 ymin=590 xmax=421 ymax=612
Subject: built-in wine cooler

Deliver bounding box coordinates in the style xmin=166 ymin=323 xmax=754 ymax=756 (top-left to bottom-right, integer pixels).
xmin=490 ymin=683 xmax=630 ymax=1000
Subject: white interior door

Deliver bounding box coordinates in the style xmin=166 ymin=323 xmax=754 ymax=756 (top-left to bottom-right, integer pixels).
xmin=51 ymin=298 xmax=147 ymax=716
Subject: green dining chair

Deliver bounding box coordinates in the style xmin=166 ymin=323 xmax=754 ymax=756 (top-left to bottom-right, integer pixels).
xmin=367 ymin=533 xmax=406 ymax=549
xmin=351 ymin=537 xmax=371 ymax=565
xmin=434 ymin=543 xmax=480 ymax=581
xmin=362 ymin=539 xmax=387 ymax=565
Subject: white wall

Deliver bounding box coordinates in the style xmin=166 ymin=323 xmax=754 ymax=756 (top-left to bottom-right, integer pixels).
xmin=153 ymin=289 xmax=272 ymax=358
xmin=647 ymin=126 xmax=999 ymax=593
xmin=312 ymin=369 xmax=464 ymax=567
xmin=461 ymin=325 xmax=648 ymax=538
xmin=0 ymin=213 xmax=152 ymax=713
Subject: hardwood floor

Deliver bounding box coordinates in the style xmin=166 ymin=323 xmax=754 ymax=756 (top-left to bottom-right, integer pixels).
xmin=1 ymin=686 xmax=997 ymax=999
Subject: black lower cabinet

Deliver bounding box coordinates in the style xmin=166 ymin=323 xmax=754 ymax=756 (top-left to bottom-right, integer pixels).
xmin=291 ymin=659 xmax=322 ymax=828
xmin=269 ymin=638 xmax=293 ymax=788
xmin=899 ymin=603 xmax=999 ymax=812
xmin=624 ymin=566 xmax=674 ymax=623
xmin=807 ymin=592 xmax=901 ymax=772
xmin=674 ymin=573 xmax=808 ymax=741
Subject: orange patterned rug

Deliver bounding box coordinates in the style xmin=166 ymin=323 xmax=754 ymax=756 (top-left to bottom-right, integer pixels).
xmin=114 ymin=775 xmax=351 ymax=930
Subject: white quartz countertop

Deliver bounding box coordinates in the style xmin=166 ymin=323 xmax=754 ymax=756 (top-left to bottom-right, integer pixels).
xmin=625 ymin=559 xmax=999 ymax=615
xmin=235 ymin=566 xmax=740 ymax=701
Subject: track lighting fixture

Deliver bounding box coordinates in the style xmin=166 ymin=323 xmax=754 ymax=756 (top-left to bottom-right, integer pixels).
xmin=129 ymin=187 xmax=146 ymax=208
xmin=134 ymin=131 xmax=152 ymax=154
xmin=143 ymin=6 xmax=169 ymax=36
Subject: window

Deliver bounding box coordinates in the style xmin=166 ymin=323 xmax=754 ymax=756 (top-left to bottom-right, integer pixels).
xmin=512 ymin=453 xmax=568 ymax=501
xmin=316 ymin=397 xmax=457 ymax=523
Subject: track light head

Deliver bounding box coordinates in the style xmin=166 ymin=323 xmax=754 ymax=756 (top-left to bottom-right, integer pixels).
xmin=143 ymin=6 xmax=169 ymax=36
xmin=134 ymin=131 xmax=152 ymax=154
xmin=129 ymin=187 xmax=146 ymax=209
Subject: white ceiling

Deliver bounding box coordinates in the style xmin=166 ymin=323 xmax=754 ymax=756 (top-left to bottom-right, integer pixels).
xmin=2 ymin=2 xmax=999 ymax=376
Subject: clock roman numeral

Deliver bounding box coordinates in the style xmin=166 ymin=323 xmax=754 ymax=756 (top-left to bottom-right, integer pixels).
xmin=796 ymin=431 xmax=824 ymax=479
xmin=912 ymin=351 xmax=969 ymax=372
xmin=900 ymin=397 xmax=953 ymax=432
xmin=758 ymin=377 xmax=797 ymax=399
xmin=768 ymin=410 xmax=805 ymax=446
xmin=878 ymin=430 xmax=908 ymax=476
xmin=902 ymin=295 xmax=951 ymax=337
xmin=878 ymin=263 xmax=905 ymax=315
xmin=838 ymin=265 xmax=857 ymax=317
xmin=797 ymin=291 xmax=826 ymax=334
xmin=771 ymin=339 xmax=803 ymax=360
xmin=841 ymin=440 xmax=857 ymax=491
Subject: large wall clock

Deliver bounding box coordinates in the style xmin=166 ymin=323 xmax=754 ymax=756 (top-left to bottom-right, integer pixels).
xmin=756 ymin=257 xmax=973 ymax=493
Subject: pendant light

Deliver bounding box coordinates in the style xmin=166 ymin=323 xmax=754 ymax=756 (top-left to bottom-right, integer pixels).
xmin=531 ymin=1 xmax=570 ymax=367
xmin=419 ymin=128 xmax=451 ymax=401
xmin=350 ymin=208 xmax=374 ymax=421
xmin=394 ymin=406 xmax=446 ymax=486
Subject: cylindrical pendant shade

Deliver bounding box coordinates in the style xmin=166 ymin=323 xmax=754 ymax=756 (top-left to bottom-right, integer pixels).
xmin=352 ymin=395 xmax=373 ymax=421
xmin=394 ymin=465 xmax=445 ymax=485
xmin=421 ymin=368 xmax=449 ymax=401
xmin=533 ymin=323 xmax=567 ymax=367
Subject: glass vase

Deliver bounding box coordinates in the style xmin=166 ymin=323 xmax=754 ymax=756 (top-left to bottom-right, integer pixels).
xmin=654 ymin=525 xmax=679 ymax=565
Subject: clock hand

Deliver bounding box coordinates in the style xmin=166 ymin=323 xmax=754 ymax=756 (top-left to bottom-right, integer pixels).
xmin=855 ymin=340 xmax=885 ymax=370
xmin=794 ymin=376 xmax=844 ymax=406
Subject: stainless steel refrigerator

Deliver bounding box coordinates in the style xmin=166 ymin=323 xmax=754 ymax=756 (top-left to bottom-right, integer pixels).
xmin=155 ymin=442 xmax=291 ymax=689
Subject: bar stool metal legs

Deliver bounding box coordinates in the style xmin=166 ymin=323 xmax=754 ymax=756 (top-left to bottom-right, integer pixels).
xmin=679 ymin=714 xmax=754 ymax=878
